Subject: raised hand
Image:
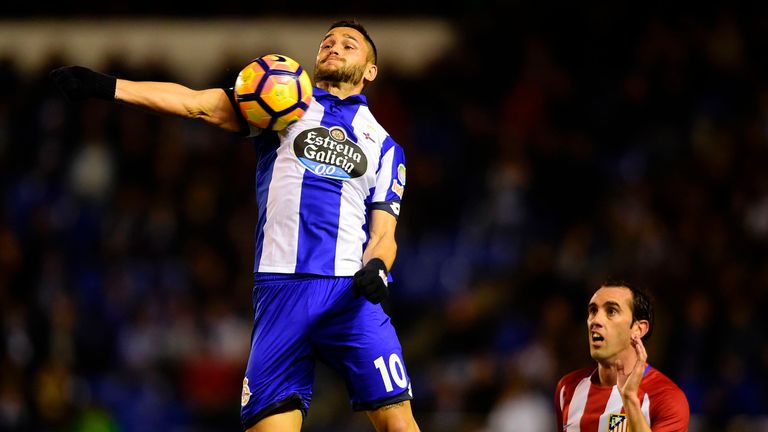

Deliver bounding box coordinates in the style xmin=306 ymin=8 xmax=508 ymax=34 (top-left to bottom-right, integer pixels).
xmin=616 ymin=335 xmax=648 ymax=400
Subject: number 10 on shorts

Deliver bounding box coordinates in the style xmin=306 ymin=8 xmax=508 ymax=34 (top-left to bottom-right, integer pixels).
xmin=373 ymin=354 xmax=408 ymax=392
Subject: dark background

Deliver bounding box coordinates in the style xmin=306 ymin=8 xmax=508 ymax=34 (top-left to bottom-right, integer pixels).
xmin=1 ymin=3 xmax=767 ymax=431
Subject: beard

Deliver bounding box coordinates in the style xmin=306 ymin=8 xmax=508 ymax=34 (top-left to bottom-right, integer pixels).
xmin=314 ymin=60 xmax=366 ymax=86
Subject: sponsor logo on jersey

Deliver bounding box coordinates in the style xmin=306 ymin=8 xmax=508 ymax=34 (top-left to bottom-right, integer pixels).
xmin=608 ymin=413 xmax=628 ymax=432
xmin=389 ymin=202 xmax=401 ymax=216
xmin=391 ymin=179 xmax=404 ymax=198
xmin=294 ymin=127 xmax=368 ymax=179
xmin=397 ymin=163 xmax=406 ymax=185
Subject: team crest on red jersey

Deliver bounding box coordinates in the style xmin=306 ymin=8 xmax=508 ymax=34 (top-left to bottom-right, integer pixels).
xmin=608 ymin=413 xmax=628 ymax=431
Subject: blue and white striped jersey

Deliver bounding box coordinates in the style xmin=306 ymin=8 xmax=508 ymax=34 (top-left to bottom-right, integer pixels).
xmin=248 ymin=87 xmax=406 ymax=276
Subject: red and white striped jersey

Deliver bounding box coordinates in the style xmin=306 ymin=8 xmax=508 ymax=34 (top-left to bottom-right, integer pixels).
xmin=555 ymin=366 xmax=689 ymax=432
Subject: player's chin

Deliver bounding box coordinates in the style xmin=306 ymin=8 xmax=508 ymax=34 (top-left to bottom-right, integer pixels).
xmin=589 ymin=347 xmax=607 ymax=361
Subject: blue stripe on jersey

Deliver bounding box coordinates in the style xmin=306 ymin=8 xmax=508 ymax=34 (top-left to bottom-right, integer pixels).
xmin=378 ymin=136 xmax=396 ymax=175
xmin=253 ymin=133 xmax=281 ymax=273
xmin=296 ymin=173 xmax=342 ymax=274
xmin=295 ymin=98 xmax=362 ymax=274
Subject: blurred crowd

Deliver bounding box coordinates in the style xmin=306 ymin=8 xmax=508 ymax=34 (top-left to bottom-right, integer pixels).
xmin=2 ymin=5 xmax=768 ymax=432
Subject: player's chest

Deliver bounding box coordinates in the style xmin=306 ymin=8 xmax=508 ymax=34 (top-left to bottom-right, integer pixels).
xmin=280 ymin=120 xmax=381 ymax=184
xmin=564 ymin=386 xmax=648 ymax=432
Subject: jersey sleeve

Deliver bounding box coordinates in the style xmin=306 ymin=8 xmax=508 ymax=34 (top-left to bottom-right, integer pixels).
xmin=224 ymin=86 xmax=259 ymax=137
xmin=649 ymin=384 xmax=690 ymax=431
xmin=369 ymin=136 xmax=405 ymax=219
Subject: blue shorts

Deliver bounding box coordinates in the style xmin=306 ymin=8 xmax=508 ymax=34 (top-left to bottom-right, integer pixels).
xmin=240 ymin=274 xmax=413 ymax=430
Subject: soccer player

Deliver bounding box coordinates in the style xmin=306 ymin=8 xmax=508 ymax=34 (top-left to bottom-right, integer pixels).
xmin=555 ymin=284 xmax=689 ymax=432
xmin=50 ymin=20 xmax=419 ymax=432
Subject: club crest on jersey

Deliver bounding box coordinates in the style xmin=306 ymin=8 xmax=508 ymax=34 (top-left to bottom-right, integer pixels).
xmin=241 ymin=378 xmax=252 ymax=407
xmin=294 ymin=127 xmax=368 ymax=179
xmin=329 ymin=126 xmax=346 ymax=141
xmin=608 ymin=413 xmax=628 ymax=432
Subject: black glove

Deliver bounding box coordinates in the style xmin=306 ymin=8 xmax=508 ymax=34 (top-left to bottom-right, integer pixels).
xmin=352 ymin=258 xmax=389 ymax=304
xmin=49 ymin=66 xmax=116 ymax=102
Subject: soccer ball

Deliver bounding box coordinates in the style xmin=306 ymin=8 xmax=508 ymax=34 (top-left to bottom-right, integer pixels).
xmin=234 ymin=54 xmax=313 ymax=131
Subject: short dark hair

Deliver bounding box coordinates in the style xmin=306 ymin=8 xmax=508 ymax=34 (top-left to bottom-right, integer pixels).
xmin=600 ymin=281 xmax=655 ymax=342
xmin=328 ymin=19 xmax=377 ymax=65
xmin=628 ymin=284 xmax=654 ymax=342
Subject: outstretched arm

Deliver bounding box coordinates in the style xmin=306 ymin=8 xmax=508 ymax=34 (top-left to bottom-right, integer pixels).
xmin=51 ymin=65 xmax=244 ymax=133
xmin=115 ymin=80 xmax=243 ymax=132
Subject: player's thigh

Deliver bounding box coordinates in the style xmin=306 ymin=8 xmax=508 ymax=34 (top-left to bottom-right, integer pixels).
xmin=366 ymin=400 xmax=420 ymax=432
xmin=246 ymin=409 xmax=303 ymax=432
xmin=313 ymin=295 xmax=414 ymax=409
xmin=244 ymin=281 xmax=314 ymax=393
xmin=242 ymin=280 xmax=315 ymax=427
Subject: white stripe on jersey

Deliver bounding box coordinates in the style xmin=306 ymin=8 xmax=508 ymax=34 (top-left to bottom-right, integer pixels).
xmin=566 ymin=377 xmax=591 ymax=432
xmin=335 ymin=179 xmax=368 ymax=274
xmin=257 ymin=101 xmax=327 ymax=274
xmin=641 ymin=393 xmax=651 ymax=424
xmin=597 ymin=387 xmax=625 ymax=431
xmin=331 ymin=104 xmax=383 ymax=274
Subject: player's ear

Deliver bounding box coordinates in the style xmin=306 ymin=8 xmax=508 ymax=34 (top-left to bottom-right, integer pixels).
xmin=364 ymin=64 xmax=377 ymax=83
xmin=633 ymin=319 xmax=650 ymax=339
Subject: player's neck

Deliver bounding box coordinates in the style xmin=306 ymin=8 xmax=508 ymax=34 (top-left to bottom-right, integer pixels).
xmin=595 ymin=350 xmax=641 ymax=387
xmin=316 ymin=80 xmax=363 ymax=100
